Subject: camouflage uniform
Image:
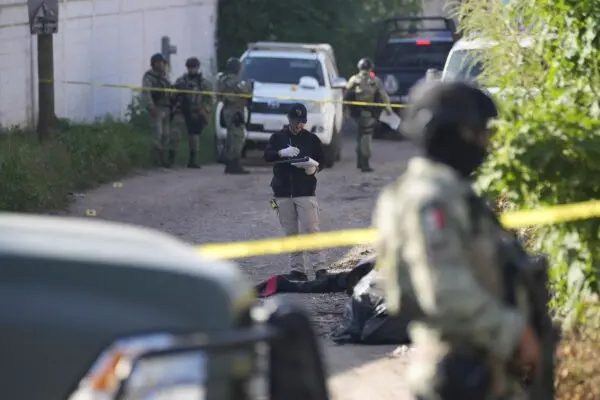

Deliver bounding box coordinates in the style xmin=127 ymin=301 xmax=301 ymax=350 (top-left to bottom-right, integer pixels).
xmin=373 ymin=158 xmax=530 ymax=399
xmin=174 ymin=72 xmax=213 ymax=166
xmin=373 ymin=81 xmax=534 ymax=400
xmin=345 ymin=71 xmax=390 ymax=172
xmin=141 ymin=68 xmax=178 ymax=166
xmin=216 ymin=71 xmax=253 ymax=173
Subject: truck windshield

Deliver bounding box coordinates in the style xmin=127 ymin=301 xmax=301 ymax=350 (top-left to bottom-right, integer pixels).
xmin=443 ymin=49 xmax=484 ymax=81
xmin=240 ymin=57 xmax=325 ymax=86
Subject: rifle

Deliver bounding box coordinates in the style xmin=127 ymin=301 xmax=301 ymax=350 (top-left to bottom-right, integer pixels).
xmin=469 ymin=194 xmax=558 ymax=399
xmin=501 ymin=238 xmax=559 ymax=400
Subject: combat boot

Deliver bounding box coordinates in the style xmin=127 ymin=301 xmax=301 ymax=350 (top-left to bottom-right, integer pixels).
xmin=227 ymin=159 xmax=250 ymax=175
xmin=166 ymin=150 xmax=176 ymax=168
xmin=154 ymin=148 xmax=166 ymax=167
xmin=361 ymin=158 xmax=374 ymax=173
xmin=187 ymin=151 xmax=200 ymax=168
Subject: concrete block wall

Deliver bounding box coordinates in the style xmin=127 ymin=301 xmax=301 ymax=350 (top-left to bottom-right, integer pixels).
xmin=0 ymin=0 xmax=218 ymax=128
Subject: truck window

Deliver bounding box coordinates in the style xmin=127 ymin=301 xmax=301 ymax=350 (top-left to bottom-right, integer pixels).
xmin=443 ymin=49 xmax=485 ymax=81
xmin=376 ymin=40 xmax=453 ymax=69
xmin=240 ymin=57 xmax=325 ymax=86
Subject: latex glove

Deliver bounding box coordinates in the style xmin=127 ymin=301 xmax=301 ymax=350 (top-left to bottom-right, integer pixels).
xmin=304 ymin=166 xmax=317 ymax=175
xmin=278 ymin=145 xmax=300 ymax=158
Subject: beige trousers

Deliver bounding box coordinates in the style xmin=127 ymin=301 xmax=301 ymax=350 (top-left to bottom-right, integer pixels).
xmin=274 ymin=196 xmax=325 ymax=273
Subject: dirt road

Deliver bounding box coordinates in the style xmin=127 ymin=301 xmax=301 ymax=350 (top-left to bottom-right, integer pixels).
xmin=67 ymin=131 xmax=420 ymax=399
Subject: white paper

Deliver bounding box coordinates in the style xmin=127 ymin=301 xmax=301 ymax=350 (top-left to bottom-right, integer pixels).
xmin=379 ymin=111 xmax=401 ymax=131
xmin=291 ymin=157 xmax=319 ymax=168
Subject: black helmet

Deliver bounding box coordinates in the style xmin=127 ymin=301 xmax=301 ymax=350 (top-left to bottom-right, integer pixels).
xmin=401 ymin=80 xmax=497 ymax=143
xmin=226 ymin=57 xmax=241 ymax=73
xmin=287 ymin=103 xmax=308 ymax=123
xmin=357 ymin=58 xmax=374 ymax=71
xmin=185 ymin=57 xmax=200 ymax=68
xmin=150 ymin=53 xmax=166 ymax=66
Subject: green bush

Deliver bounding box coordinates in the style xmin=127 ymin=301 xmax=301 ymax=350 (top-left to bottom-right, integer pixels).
xmin=0 ymin=96 xmax=217 ymax=213
xmin=453 ymin=0 xmax=600 ymax=322
xmin=0 ymin=120 xmax=152 ymax=212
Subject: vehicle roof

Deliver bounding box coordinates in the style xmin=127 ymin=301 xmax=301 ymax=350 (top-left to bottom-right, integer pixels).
xmin=243 ymin=50 xmax=323 ymax=60
xmin=243 ymin=41 xmax=336 ymax=65
xmin=0 ymin=212 xmax=244 ymax=285
xmin=247 ymin=41 xmax=333 ymax=52
xmin=450 ymin=35 xmax=534 ymax=51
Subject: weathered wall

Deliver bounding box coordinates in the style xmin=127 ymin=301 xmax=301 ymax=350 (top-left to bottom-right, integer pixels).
xmin=0 ymin=0 xmax=218 ymax=128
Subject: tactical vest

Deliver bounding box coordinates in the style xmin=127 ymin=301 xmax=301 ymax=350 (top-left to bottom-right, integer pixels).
xmin=144 ymin=70 xmax=171 ymax=105
xmin=346 ymin=73 xmax=383 ymax=118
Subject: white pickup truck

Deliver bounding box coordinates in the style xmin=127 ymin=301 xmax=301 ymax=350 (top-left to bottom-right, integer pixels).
xmin=441 ymin=35 xmax=535 ymax=97
xmin=214 ymin=42 xmax=347 ymax=168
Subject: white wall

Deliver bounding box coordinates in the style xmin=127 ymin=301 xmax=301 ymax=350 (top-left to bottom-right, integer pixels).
xmin=0 ymin=0 xmax=218 ymax=128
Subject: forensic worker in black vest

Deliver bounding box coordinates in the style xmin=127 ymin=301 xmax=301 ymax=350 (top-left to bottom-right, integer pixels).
xmin=264 ymin=103 xmax=328 ymax=281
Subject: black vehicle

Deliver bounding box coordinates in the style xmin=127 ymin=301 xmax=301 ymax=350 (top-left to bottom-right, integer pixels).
xmin=373 ymin=16 xmax=459 ymax=137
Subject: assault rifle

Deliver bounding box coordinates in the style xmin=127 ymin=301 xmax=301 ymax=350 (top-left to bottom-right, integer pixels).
xmin=470 ymin=193 xmax=558 ymax=400
xmin=501 ymin=237 xmax=559 ymax=400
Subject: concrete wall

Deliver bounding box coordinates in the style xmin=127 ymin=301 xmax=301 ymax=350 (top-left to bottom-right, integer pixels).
xmin=0 ymin=0 xmax=218 ymax=128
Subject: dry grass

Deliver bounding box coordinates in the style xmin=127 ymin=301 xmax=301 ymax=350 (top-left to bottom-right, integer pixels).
xmin=555 ymin=307 xmax=600 ymax=399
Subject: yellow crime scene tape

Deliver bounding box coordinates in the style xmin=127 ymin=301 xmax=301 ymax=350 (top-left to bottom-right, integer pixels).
xmin=196 ymin=199 xmax=600 ymax=259
xmin=41 ymin=79 xmax=405 ymax=109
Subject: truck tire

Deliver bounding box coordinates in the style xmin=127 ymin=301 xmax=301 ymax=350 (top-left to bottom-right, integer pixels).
xmin=322 ymin=128 xmax=341 ymax=168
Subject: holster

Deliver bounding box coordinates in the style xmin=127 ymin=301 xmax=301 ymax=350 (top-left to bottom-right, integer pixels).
xmin=233 ymin=111 xmax=244 ymax=127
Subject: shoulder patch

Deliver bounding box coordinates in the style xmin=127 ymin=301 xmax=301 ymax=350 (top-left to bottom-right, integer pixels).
xmin=419 ymin=203 xmax=451 ymax=248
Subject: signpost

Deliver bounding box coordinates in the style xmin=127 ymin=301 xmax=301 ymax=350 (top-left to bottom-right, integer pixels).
xmin=28 ymin=0 xmax=59 ymax=141
xmin=28 ymin=0 xmax=59 ymax=34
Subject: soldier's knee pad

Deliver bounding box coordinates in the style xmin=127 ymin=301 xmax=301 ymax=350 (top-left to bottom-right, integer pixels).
xmin=433 ymin=350 xmax=491 ymax=400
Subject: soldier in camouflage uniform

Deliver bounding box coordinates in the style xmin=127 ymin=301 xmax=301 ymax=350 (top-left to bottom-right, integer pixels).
xmin=344 ymin=58 xmax=392 ymax=173
xmin=174 ymin=57 xmax=214 ymax=168
xmin=141 ymin=53 xmax=177 ymax=167
xmin=217 ymin=57 xmax=253 ymax=174
xmin=373 ymin=81 xmax=541 ymax=400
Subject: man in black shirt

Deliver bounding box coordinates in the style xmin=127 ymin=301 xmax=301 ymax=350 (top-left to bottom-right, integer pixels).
xmin=264 ymin=103 xmax=327 ymax=281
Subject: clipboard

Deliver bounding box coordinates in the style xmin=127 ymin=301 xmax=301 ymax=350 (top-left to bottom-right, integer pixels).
xmin=270 ymin=156 xmax=309 ymax=164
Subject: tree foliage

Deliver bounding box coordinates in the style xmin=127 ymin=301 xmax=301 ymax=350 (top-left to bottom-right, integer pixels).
xmin=216 ymin=0 xmax=421 ymax=77
xmin=452 ymin=0 xmax=600 ymax=321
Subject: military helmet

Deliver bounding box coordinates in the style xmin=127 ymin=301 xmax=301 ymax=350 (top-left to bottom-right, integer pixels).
xmin=288 ymin=103 xmax=308 ymax=124
xmin=226 ymin=57 xmax=242 ymax=73
xmin=401 ymin=80 xmax=498 ymax=143
xmin=185 ymin=57 xmax=200 ymax=68
xmin=357 ymin=58 xmax=374 ymax=71
xmin=150 ymin=53 xmax=166 ymax=66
